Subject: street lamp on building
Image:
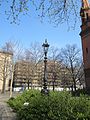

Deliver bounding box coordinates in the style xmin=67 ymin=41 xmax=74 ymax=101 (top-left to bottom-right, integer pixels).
xmin=41 ymin=39 xmax=49 ymax=95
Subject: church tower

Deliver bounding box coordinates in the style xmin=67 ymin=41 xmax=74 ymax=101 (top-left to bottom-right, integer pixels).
xmin=80 ymin=0 xmax=90 ymax=91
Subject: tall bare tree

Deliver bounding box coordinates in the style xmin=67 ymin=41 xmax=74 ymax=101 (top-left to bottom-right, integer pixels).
xmin=48 ymin=46 xmax=62 ymax=91
xmin=23 ymin=42 xmax=43 ymax=88
xmin=59 ymin=44 xmax=84 ymax=91
xmin=2 ymin=40 xmax=24 ymax=61
xmin=1 ymin=40 xmax=23 ymax=95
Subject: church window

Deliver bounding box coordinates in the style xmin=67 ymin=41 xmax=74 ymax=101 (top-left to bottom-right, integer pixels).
xmin=86 ymin=48 xmax=88 ymax=53
xmin=86 ymin=13 xmax=89 ymax=20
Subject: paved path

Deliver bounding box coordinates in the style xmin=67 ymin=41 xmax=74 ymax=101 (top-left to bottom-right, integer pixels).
xmin=0 ymin=102 xmax=16 ymax=120
xmin=0 ymin=92 xmax=20 ymax=120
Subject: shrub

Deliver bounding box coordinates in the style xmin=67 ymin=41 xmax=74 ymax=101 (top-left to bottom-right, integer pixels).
xmin=8 ymin=90 xmax=90 ymax=120
xmin=8 ymin=90 xmax=40 ymax=111
xmin=72 ymin=88 xmax=87 ymax=96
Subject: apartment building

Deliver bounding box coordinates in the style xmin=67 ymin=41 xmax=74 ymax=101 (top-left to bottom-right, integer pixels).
xmin=13 ymin=60 xmax=43 ymax=89
xmin=0 ymin=51 xmax=13 ymax=92
xmin=13 ymin=59 xmax=64 ymax=89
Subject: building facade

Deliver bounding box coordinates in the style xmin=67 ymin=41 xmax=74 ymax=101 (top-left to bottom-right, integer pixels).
xmin=13 ymin=60 xmax=43 ymax=89
xmin=13 ymin=59 xmax=70 ymax=90
xmin=0 ymin=51 xmax=13 ymax=92
xmin=80 ymin=0 xmax=90 ymax=90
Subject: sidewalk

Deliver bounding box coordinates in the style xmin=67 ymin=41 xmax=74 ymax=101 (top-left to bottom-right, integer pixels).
xmin=0 ymin=92 xmax=20 ymax=120
xmin=0 ymin=102 xmax=16 ymax=120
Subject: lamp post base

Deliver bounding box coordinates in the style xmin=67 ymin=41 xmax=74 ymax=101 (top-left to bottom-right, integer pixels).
xmin=41 ymin=88 xmax=49 ymax=95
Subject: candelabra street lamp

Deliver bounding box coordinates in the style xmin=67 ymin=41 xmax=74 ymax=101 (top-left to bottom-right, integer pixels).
xmin=41 ymin=39 xmax=49 ymax=95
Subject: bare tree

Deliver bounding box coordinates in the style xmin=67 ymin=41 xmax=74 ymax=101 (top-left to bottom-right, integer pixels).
xmin=60 ymin=44 xmax=84 ymax=91
xmin=1 ymin=40 xmax=23 ymax=95
xmin=1 ymin=40 xmax=24 ymax=61
xmin=13 ymin=60 xmax=34 ymax=90
xmin=36 ymin=0 xmax=80 ymax=27
xmin=48 ymin=46 xmax=62 ymax=91
xmin=23 ymin=42 xmax=44 ymax=89
xmin=24 ymin=42 xmax=43 ymax=63
xmin=0 ymin=0 xmax=81 ymax=26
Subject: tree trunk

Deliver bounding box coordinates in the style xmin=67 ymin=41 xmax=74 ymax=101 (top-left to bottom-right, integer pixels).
xmin=2 ymin=58 xmax=6 ymax=94
xmin=73 ymin=78 xmax=76 ymax=91
xmin=53 ymin=81 xmax=55 ymax=91
xmin=2 ymin=77 xmax=6 ymax=93
xmin=10 ymin=64 xmax=14 ymax=98
xmin=70 ymin=60 xmax=76 ymax=91
xmin=28 ymin=79 xmax=29 ymax=89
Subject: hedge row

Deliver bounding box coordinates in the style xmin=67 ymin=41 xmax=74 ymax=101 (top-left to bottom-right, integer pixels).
xmin=8 ymin=90 xmax=90 ymax=120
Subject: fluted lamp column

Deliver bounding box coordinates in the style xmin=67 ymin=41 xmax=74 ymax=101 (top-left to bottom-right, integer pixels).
xmin=41 ymin=39 xmax=49 ymax=95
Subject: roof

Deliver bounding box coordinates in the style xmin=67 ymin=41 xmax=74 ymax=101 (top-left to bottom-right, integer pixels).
xmin=0 ymin=50 xmax=13 ymax=56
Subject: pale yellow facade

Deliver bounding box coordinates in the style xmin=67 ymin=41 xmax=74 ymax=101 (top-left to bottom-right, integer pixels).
xmin=0 ymin=51 xmax=13 ymax=92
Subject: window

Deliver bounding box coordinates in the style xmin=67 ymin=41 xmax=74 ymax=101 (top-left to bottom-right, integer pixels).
xmin=86 ymin=48 xmax=88 ymax=53
xmin=86 ymin=13 xmax=89 ymax=20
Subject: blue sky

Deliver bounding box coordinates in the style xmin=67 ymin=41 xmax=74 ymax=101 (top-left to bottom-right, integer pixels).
xmin=0 ymin=4 xmax=82 ymax=50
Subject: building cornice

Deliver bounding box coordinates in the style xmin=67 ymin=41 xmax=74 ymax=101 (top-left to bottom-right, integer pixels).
xmin=0 ymin=50 xmax=13 ymax=55
xmin=80 ymin=27 xmax=90 ymax=37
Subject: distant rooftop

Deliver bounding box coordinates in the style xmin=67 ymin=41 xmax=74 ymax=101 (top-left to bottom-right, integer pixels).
xmin=0 ymin=50 xmax=13 ymax=55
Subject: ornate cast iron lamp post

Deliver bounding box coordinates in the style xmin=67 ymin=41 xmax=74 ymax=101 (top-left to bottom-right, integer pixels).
xmin=41 ymin=39 xmax=49 ymax=94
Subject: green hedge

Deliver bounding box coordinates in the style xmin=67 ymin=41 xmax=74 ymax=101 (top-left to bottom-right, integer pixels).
xmin=8 ymin=90 xmax=90 ymax=120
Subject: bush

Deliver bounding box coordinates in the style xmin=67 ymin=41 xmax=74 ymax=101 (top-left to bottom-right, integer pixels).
xmin=72 ymin=88 xmax=87 ymax=96
xmin=8 ymin=90 xmax=90 ymax=120
xmin=8 ymin=90 xmax=40 ymax=111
